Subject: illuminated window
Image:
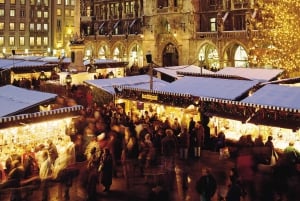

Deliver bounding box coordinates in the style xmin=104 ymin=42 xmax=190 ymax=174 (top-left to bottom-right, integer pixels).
xmin=0 ymin=9 xmax=4 ymax=16
xmin=71 ymin=0 xmax=75 ymax=6
xmin=0 ymin=0 xmax=4 ymax=3
xmin=44 ymin=37 xmax=48 ymax=46
xmin=10 ymin=9 xmax=15 ymax=17
xmin=10 ymin=0 xmax=16 ymax=4
xmin=19 ymin=36 xmax=25 ymax=46
xmin=65 ymin=0 xmax=69 ymax=5
xmin=37 ymin=37 xmax=41 ymax=46
xmin=57 ymin=0 xmax=61 ymax=4
xmin=70 ymin=10 xmax=74 ymax=17
xmin=0 ymin=37 xmax=4 ymax=46
xmin=37 ymin=24 xmax=41 ymax=31
xmin=0 ymin=22 xmax=4 ymax=30
xmin=20 ymin=23 xmax=25 ymax=31
xmin=30 ymin=37 xmax=34 ymax=46
xmin=30 ymin=0 xmax=35 ymax=5
xmin=30 ymin=23 xmax=34 ymax=31
xmin=9 ymin=23 xmax=15 ymax=31
xmin=44 ymin=11 xmax=48 ymax=18
xmin=37 ymin=11 xmax=42 ymax=18
xmin=210 ymin=18 xmax=216 ymax=31
xmin=44 ymin=0 xmax=48 ymax=6
xmin=65 ymin=9 xmax=70 ymax=16
xmin=57 ymin=9 xmax=61 ymax=16
xmin=9 ymin=37 xmax=15 ymax=46
xmin=43 ymin=23 xmax=48 ymax=31
xmin=20 ymin=0 xmax=25 ymax=4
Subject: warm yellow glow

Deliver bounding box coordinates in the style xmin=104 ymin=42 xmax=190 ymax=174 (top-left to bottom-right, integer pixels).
xmin=250 ymin=0 xmax=300 ymax=77
xmin=213 ymin=117 xmax=300 ymax=152
xmin=0 ymin=117 xmax=73 ymax=163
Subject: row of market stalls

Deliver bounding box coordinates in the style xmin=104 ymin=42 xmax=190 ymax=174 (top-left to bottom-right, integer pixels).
xmin=0 ymin=56 xmax=128 ymax=87
xmin=83 ymin=66 xmax=299 ymax=152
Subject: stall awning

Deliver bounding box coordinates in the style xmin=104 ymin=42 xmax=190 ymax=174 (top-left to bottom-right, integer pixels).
xmin=84 ymin=74 xmax=169 ymax=94
xmin=154 ymin=65 xmax=215 ymax=79
xmin=159 ymin=76 xmax=260 ymax=101
xmin=0 ymin=105 xmax=84 ymax=129
xmin=0 ymin=85 xmax=57 ymax=117
xmin=216 ymin=67 xmax=284 ymax=82
xmin=242 ymin=84 xmax=300 ymax=110
xmin=240 ymin=84 xmax=300 ymax=129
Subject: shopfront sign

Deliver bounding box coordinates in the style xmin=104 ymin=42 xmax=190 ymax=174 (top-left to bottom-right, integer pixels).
xmin=142 ymin=93 xmax=158 ymax=101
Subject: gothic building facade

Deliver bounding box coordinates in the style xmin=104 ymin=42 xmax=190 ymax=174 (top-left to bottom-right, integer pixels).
xmin=81 ymin=0 xmax=259 ymax=70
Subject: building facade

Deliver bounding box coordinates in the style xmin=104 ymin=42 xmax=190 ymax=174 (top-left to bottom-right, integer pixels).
xmin=81 ymin=0 xmax=259 ymax=71
xmin=0 ymin=0 xmax=258 ymax=71
xmin=0 ymin=0 xmax=80 ymax=57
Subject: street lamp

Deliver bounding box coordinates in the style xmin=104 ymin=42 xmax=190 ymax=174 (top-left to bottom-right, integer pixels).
xmin=199 ymin=56 xmax=204 ymax=75
xmin=146 ymin=51 xmax=153 ymax=90
xmin=65 ymin=74 xmax=72 ymax=96
xmin=39 ymin=71 xmax=47 ymax=81
xmin=65 ymin=74 xmax=72 ymax=86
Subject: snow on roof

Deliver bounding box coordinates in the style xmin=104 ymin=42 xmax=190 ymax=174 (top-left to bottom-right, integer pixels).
xmin=159 ymin=76 xmax=259 ymax=100
xmin=38 ymin=56 xmax=71 ymax=63
xmin=84 ymin=75 xmax=169 ymax=94
xmin=242 ymin=84 xmax=300 ymax=109
xmin=216 ymin=67 xmax=283 ymax=82
xmin=154 ymin=65 xmax=214 ymax=79
xmin=83 ymin=59 xmax=123 ymax=66
xmin=11 ymin=60 xmax=50 ymax=67
xmin=0 ymin=59 xmax=24 ymax=69
xmin=0 ymin=59 xmax=51 ymax=69
xmin=0 ymin=85 xmax=57 ymax=117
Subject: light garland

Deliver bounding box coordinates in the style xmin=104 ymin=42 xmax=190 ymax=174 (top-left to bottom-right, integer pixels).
xmin=250 ymin=0 xmax=300 ymax=77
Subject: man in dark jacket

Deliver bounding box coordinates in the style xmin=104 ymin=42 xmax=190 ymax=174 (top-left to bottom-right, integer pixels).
xmin=196 ymin=167 xmax=217 ymax=201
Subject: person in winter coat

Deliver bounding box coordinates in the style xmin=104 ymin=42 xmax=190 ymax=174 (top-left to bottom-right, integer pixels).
xmin=196 ymin=167 xmax=217 ymax=201
xmin=99 ymin=148 xmax=113 ymax=192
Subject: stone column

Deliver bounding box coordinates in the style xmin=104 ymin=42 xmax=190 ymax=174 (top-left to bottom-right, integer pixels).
xmin=69 ymin=44 xmax=86 ymax=72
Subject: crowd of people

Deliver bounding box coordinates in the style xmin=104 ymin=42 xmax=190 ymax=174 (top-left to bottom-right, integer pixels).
xmin=70 ymin=101 xmax=207 ymax=201
xmin=1 ymin=94 xmax=300 ymax=201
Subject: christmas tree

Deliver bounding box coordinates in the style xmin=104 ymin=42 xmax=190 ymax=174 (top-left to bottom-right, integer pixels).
xmin=250 ymin=0 xmax=300 ymax=77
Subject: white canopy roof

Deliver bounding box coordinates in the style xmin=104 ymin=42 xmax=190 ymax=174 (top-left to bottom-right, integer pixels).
xmin=0 ymin=59 xmax=51 ymax=69
xmin=242 ymin=84 xmax=300 ymax=109
xmin=154 ymin=65 xmax=214 ymax=79
xmin=216 ymin=67 xmax=283 ymax=82
xmin=0 ymin=85 xmax=57 ymax=117
xmin=159 ymin=76 xmax=259 ymax=100
xmin=84 ymin=75 xmax=169 ymax=94
xmin=83 ymin=59 xmax=121 ymax=66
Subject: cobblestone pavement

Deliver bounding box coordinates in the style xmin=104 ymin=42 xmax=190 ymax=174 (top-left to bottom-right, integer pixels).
xmin=5 ymin=150 xmax=299 ymax=201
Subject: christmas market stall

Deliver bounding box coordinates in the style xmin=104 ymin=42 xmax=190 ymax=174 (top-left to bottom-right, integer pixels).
xmin=83 ymin=58 xmax=128 ymax=78
xmin=0 ymin=105 xmax=84 ymax=180
xmin=0 ymin=58 xmax=57 ymax=87
xmin=84 ymin=74 xmax=168 ymax=105
xmin=0 ymin=105 xmax=83 ymax=199
xmin=240 ymin=84 xmax=300 ymax=151
xmin=195 ymin=83 xmax=300 ymax=161
xmin=113 ymin=76 xmax=260 ymax=131
xmin=0 ymin=85 xmax=57 ymax=117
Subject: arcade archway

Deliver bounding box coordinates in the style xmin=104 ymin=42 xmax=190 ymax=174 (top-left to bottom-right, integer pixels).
xmin=162 ymin=43 xmax=178 ymax=67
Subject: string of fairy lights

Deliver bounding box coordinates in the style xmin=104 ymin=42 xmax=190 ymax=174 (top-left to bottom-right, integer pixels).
xmin=250 ymin=0 xmax=300 ymax=77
